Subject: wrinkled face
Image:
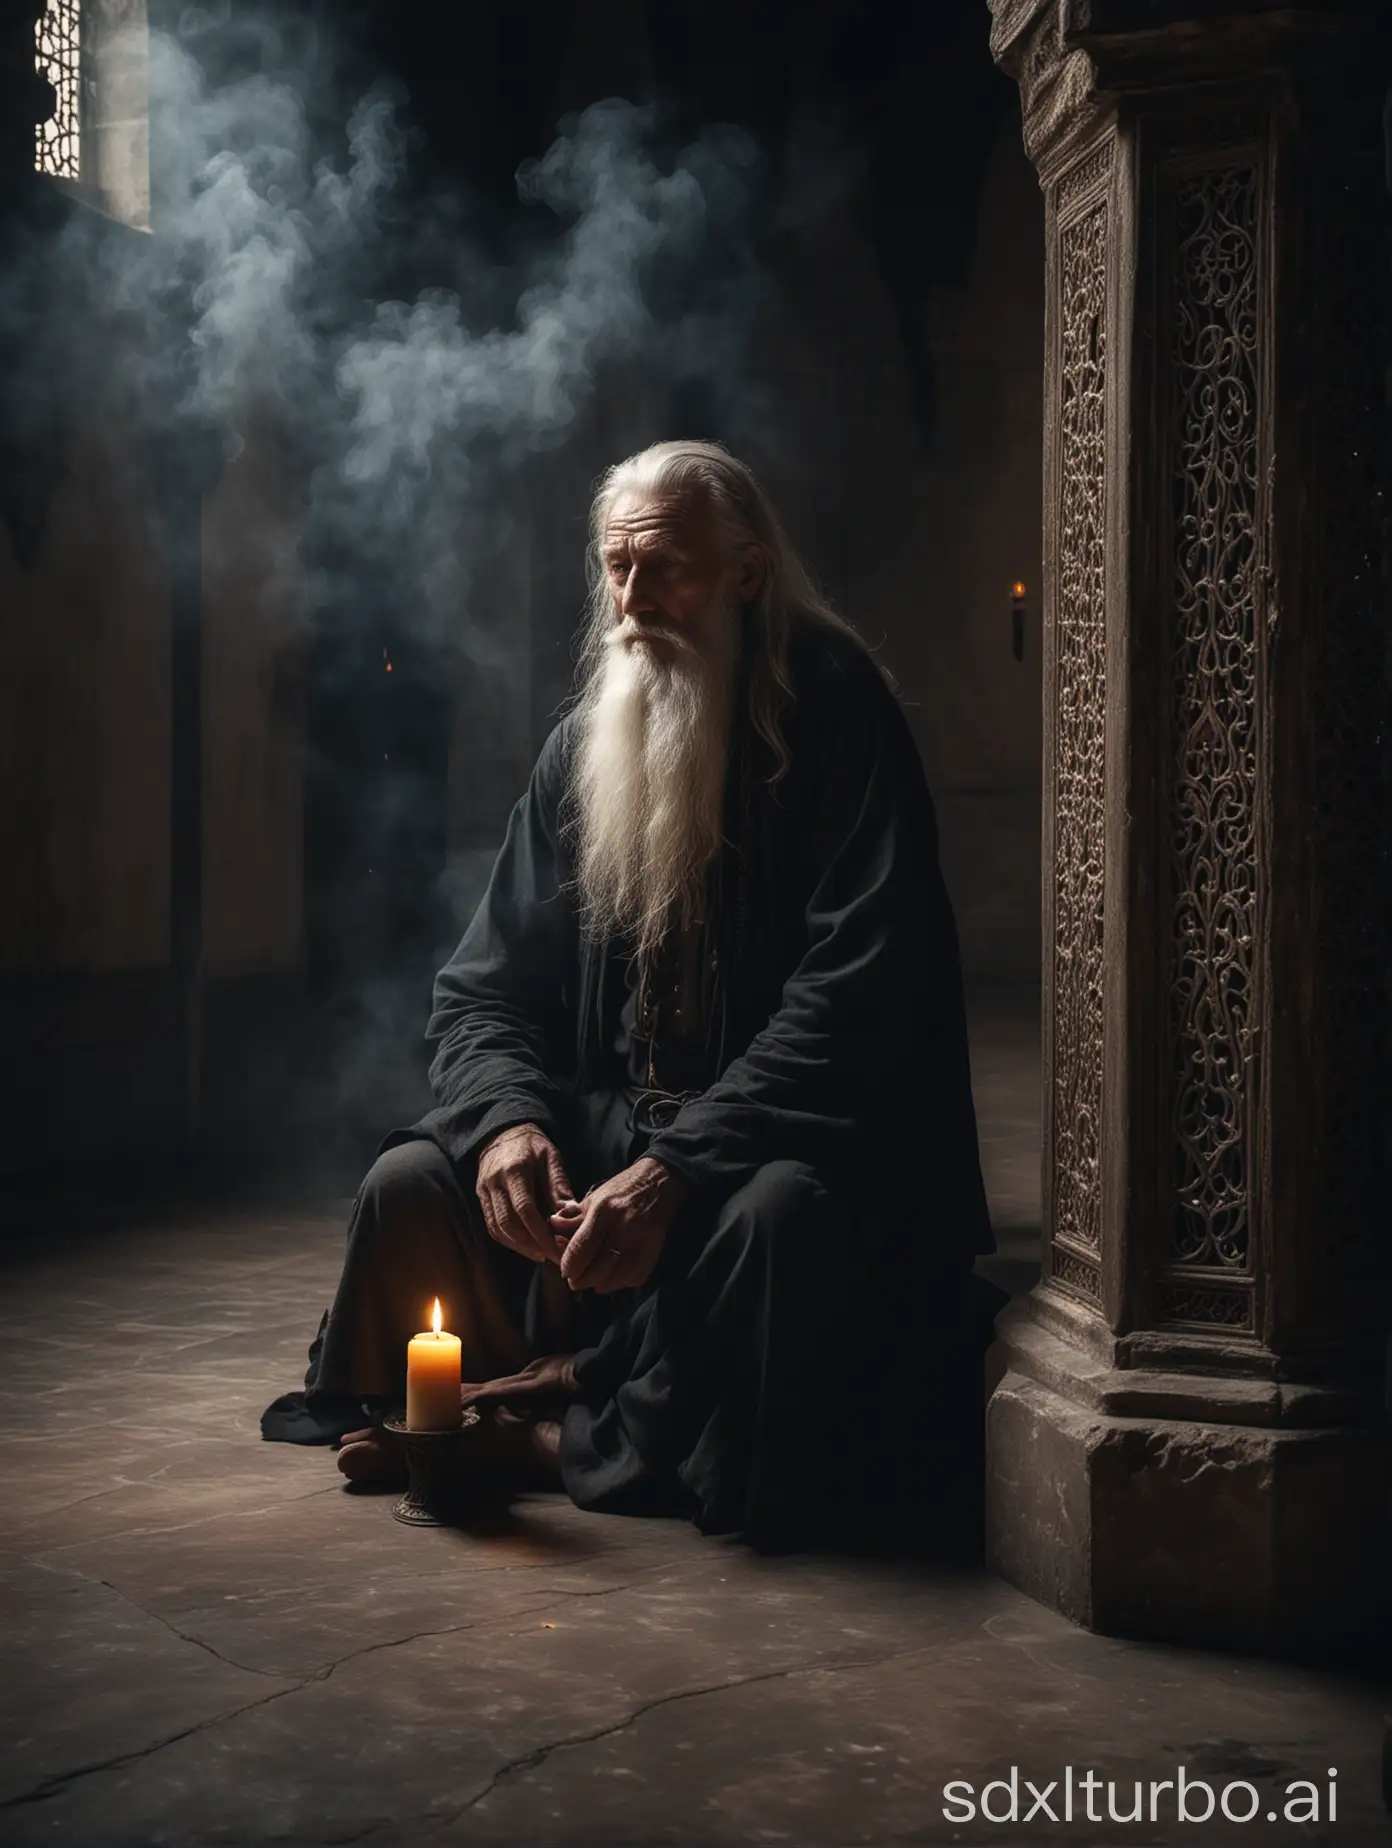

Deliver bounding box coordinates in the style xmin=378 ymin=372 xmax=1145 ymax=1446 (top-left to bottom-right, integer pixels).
xmin=600 ymin=489 xmax=760 ymax=657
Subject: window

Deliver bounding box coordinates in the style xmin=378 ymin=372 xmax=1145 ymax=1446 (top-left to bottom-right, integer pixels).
xmin=33 ymin=0 xmax=151 ymax=230
xmin=35 ymin=0 xmax=83 ymax=182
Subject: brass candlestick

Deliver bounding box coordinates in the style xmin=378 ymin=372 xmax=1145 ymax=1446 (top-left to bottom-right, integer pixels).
xmin=384 ymin=1407 xmax=477 ymax=1527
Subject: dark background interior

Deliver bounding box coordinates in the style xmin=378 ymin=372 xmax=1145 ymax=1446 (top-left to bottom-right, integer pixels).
xmin=2 ymin=0 xmax=1044 ymax=1199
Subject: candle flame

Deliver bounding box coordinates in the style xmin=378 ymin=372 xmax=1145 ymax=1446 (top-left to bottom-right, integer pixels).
xmin=1012 ymin=580 xmax=1027 ymax=599
xmin=431 ymin=1297 xmax=442 ymax=1336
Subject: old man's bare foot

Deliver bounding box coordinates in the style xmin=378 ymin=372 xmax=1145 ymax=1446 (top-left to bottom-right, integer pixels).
xmin=335 ymin=1406 xmax=563 ymax=1488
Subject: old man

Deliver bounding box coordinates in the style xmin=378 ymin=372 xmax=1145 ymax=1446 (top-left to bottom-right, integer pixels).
xmin=263 ymin=440 xmax=996 ymax=1546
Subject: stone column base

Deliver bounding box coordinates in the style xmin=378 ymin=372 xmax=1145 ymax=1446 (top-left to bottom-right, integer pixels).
xmin=985 ymin=1313 xmax=1390 ymax=1656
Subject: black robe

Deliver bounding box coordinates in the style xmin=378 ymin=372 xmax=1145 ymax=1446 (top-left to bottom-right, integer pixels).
xmin=408 ymin=629 xmax=994 ymax=1532
xmin=409 ymin=629 xmax=991 ymax=1257
xmin=267 ymin=627 xmax=998 ymax=1541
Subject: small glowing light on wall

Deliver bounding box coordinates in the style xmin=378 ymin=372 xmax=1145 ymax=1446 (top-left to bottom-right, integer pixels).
xmin=34 ymin=0 xmax=83 ymax=182
xmin=1010 ymin=581 xmax=1028 ymax=663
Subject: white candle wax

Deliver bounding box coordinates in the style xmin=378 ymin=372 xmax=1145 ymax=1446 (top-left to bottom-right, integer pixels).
xmin=406 ymin=1301 xmax=462 ymax=1430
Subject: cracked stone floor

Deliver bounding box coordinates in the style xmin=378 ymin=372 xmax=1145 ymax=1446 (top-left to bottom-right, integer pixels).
xmin=1 ymin=991 xmax=1388 ymax=1846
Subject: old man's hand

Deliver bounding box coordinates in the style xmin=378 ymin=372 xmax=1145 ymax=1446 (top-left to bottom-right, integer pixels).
xmin=476 ymin=1122 xmax=577 ymax=1265
xmin=555 ymin=1157 xmax=689 ymax=1295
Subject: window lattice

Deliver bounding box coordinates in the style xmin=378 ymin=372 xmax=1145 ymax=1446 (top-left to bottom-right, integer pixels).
xmin=35 ymin=0 xmax=82 ymax=181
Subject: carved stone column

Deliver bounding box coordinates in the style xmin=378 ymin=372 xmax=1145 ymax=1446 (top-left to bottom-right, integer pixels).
xmin=985 ymin=0 xmax=1390 ymax=1651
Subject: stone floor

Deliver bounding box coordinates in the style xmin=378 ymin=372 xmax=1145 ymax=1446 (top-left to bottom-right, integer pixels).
xmin=1 ymin=991 xmax=1388 ymax=1846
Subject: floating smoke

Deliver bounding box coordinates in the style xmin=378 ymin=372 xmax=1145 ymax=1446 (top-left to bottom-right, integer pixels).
xmin=85 ymin=24 xmax=767 ymax=624
xmin=7 ymin=10 xmax=777 ymax=1174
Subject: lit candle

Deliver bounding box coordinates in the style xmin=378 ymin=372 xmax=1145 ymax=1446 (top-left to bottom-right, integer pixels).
xmin=406 ymin=1298 xmax=462 ymax=1431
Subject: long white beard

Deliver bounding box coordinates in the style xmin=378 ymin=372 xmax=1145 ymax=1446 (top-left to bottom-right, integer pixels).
xmin=571 ymin=603 xmax=740 ymax=954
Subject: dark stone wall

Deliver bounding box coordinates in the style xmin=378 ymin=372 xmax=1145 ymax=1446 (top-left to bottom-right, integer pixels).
xmin=747 ymin=123 xmax=1045 ymax=988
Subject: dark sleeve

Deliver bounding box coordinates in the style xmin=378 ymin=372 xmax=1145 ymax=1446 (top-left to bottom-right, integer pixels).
xmin=645 ymin=668 xmax=949 ymax=1198
xmin=417 ymin=723 xmax=579 ymax=1164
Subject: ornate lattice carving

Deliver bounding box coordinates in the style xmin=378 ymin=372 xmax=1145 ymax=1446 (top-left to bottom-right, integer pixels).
xmin=1166 ymin=164 xmax=1260 ymax=1277
xmin=1050 ymin=1245 xmax=1102 ymax=1306
xmin=1159 ymin=1282 xmax=1254 ymax=1332
xmin=35 ymin=0 xmax=82 ymax=181
xmin=1048 ymin=173 xmax=1110 ymax=1285
xmin=1056 ymin=141 xmax=1112 ymax=213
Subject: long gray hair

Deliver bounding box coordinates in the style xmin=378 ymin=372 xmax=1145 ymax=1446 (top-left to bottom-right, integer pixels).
xmin=575 ymin=439 xmax=873 ymax=782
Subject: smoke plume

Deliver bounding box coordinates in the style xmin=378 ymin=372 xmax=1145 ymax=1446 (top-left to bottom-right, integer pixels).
xmin=10 ymin=7 xmax=779 ymax=1173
